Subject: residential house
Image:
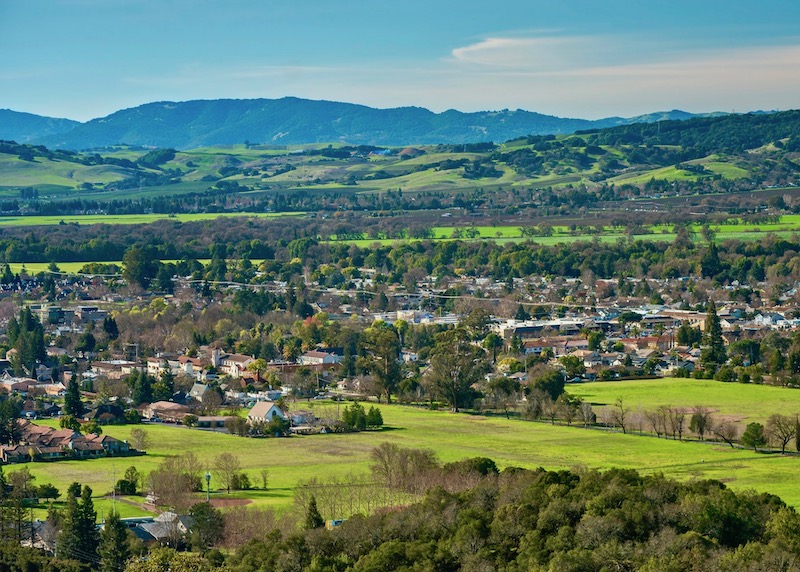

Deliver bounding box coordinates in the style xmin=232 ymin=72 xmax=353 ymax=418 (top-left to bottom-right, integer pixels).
xmin=91 ymin=360 xmax=142 ymax=380
xmin=142 ymin=401 xmax=190 ymax=422
xmin=189 ymin=383 xmax=211 ymax=402
xmin=195 ymin=416 xmax=231 ymax=428
xmin=0 ymin=373 xmax=36 ymax=395
xmin=246 ymin=401 xmax=286 ymax=424
xmin=754 ymin=312 xmax=786 ymax=328
xmin=83 ymin=403 xmax=126 ymax=424
xmin=210 ymin=348 xmax=254 ymax=378
xmin=84 ymin=434 xmax=130 ymax=454
xmin=138 ymin=512 xmax=193 ymax=545
xmin=0 ymin=420 xmax=136 ymax=463
xmin=297 ymin=350 xmax=341 ymax=366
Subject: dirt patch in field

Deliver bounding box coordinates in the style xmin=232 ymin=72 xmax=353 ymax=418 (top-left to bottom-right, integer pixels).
xmin=210 ymin=498 xmax=252 ymax=508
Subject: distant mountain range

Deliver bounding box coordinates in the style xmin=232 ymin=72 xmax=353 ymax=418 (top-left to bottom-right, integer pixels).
xmin=0 ymin=109 xmax=80 ymax=144
xmin=1 ymin=98 xmax=732 ymax=150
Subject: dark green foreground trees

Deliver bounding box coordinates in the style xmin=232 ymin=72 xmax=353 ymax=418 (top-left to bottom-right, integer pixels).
xmin=220 ymin=467 xmax=800 ymax=572
xmin=5 ymin=465 xmax=800 ymax=571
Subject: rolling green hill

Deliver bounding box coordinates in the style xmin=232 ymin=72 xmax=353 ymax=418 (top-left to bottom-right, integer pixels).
xmin=0 ymin=109 xmax=797 ymax=215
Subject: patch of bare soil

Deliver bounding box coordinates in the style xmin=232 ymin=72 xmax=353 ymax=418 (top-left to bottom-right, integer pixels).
xmin=210 ymin=497 xmax=252 ymax=508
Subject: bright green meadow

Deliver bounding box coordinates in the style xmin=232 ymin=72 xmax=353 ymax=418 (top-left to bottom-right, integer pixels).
xmin=568 ymin=377 xmax=800 ymax=424
xmin=0 ymin=212 xmax=303 ymax=227
xmin=18 ymin=399 xmax=800 ymax=519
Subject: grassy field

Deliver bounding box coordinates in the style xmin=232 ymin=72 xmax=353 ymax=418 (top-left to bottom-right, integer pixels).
xmin=0 ymin=212 xmax=304 ymax=227
xmin=567 ymin=377 xmax=800 ymax=424
xmin=16 ymin=399 xmax=800 ymax=520
xmin=0 ymin=155 xmax=130 ymax=195
xmin=326 ymin=216 xmax=800 ymax=246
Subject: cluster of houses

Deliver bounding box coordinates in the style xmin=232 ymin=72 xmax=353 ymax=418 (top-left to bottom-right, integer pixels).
xmin=0 ymin=419 xmax=134 ymax=464
xmin=88 ymin=344 xmax=344 ymax=385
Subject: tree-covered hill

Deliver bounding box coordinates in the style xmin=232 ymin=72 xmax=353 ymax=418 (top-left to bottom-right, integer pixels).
xmin=0 ymin=109 xmax=80 ymax=144
xmin=27 ymin=97 xmax=723 ymax=150
xmin=583 ymin=109 xmax=800 ymax=153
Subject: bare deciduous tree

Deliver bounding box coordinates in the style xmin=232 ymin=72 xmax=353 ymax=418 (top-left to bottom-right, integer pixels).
xmin=260 ymin=468 xmax=269 ymax=491
xmin=713 ymin=420 xmax=739 ymax=448
xmin=580 ymin=402 xmax=595 ymax=427
xmin=668 ymin=407 xmax=686 ymax=441
xmin=689 ymin=407 xmax=713 ymax=441
xmin=767 ymin=413 xmax=797 ymax=454
xmin=148 ymin=453 xmax=203 ymax=512
xmin=612 ymin=398 xmax=629 ymax=434
xmin=222 ymin=506 xmax=276 ymax=549
xmin=644 ymin=409 xmax=664 ymax=438
xmin=129 ymin=428 xmax=150 ymax=451
xmin=214 ymin=452 xmax=242 ymax=494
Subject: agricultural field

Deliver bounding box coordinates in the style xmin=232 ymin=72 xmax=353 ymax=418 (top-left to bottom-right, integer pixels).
xmin=19 ymin=399 xmax=800 ymax=521
xmin=326 ymin=216 xmax=800 ymax=246
xmin=567 ymin=377 xmax=800 ymax=425
xmin=0 ymin=211 xmax=303 ymax=227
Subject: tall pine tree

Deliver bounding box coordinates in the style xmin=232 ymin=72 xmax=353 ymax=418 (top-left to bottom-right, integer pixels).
xmin=7 ymin=307 xmax=45 ymax=375
xmin=63 ymin=375 xmax=85 ymax=418
xmin=99 ymin=511 xmax=130 ymax=572
xmin=58 ymin=483 xmax=99 ymax=564
xmin=701 ymin=299 xmax=727 ymax=370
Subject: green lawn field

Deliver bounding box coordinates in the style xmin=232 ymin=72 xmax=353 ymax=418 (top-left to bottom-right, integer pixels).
xmin=0 ymin=212 xmax=304 ymax=227
xmin=16 ymin=400 xmax=800 ymax=520
xmin=326 ymin=216 xmax=800 ymax=246
xmin=568 ymin=377 xmax=800 ymax=424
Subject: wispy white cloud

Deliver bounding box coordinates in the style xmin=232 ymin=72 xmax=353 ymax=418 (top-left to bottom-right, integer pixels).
xmin=450 ymin=35 xmax=594 ymax=69
xmin=436 ymin=36 xmax=800 ymax=116
xmin=87 ymin=35 xmax=800 ymax=121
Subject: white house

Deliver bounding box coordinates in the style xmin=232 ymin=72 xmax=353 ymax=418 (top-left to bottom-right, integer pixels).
xmin=246 ymin=401 xmax=286 ymax=424
xmin=297 ymin=351 xmax=341 ymax=366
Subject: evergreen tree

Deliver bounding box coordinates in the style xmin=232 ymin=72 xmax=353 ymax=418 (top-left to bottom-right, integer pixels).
xmin=741 ymin=422 xmax=767 ymax=452
xmin=514 ymin=304 xmax=531 ymax=321
xmin=56 ymin=483 xmax=81 ymax=560
xmin=129 ymin=371 xmax=154 ymax=406
xmin=188 ymin=502 xmax=224 ymax=550
xmin=98 ymin=511 xmax=130 ymax=572
xmin=676 ymin=320 xmax=702 ymax=346
xmin=701 ymin=299 xmax=726 ymax=369
xmin=63 ymin=375 xmax=85 ymax=418
xmin=102 ymin=316 xmax=119 ymax=340
xmin=0 ymin=398 xmax=21 ymax=445
xmin=7 ymin=308 xmax=46 ymax=375
xmin=304 ymin=496 xmax=324 ymax=530
xmin=342 ymin=403 xmax=367 ymax=431
xmin=366 ymin=406 xmax=384 ymax=429
xmin=76 ymin=485 xmax=99 ymax=560
xmin=58 ymin=483 xmax=99 ymax=564
xmin=152 ymin=368 xmax=175 ymax=402
xmin=0 ymin=264 xmax=13 ymax=285
xmin=700 ymin=242 xmax=722 ymax=278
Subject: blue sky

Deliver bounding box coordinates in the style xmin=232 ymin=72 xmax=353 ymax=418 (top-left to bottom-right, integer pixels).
xmin=2 ymin=0 xmax=800 ymax=121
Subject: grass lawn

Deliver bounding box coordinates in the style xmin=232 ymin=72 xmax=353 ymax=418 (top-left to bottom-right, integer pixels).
xmin=18 ymin=401 xmax=800 ymax=519
xmin=0 ymin=212 xmax=304 ymax=227
xmin=567 ymin=377 xmax=800 ymax=424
